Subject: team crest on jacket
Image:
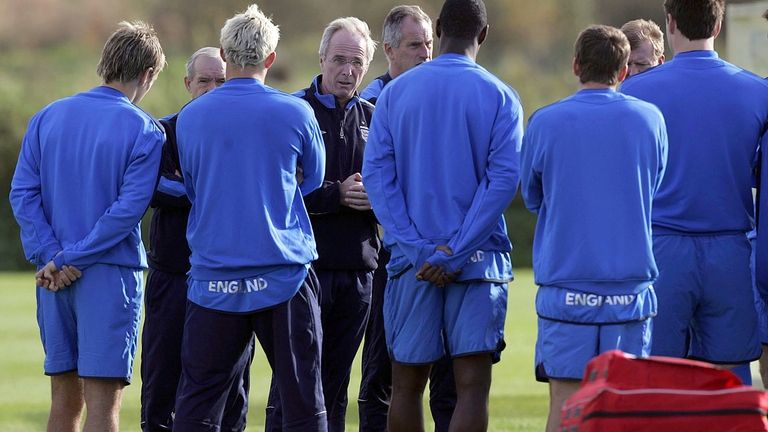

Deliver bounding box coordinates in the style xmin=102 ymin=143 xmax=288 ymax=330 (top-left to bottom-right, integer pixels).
xmin=360 ymin=125 xmax=369 ymax=142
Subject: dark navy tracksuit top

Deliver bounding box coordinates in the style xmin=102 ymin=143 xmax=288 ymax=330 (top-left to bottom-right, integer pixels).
xmin=148 ymin=113 xmax=192 ymax=275
xmin=295 ymin=75 xmax=380 ymax=271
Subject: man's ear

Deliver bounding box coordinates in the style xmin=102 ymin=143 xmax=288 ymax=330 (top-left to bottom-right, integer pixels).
xmin=572 ymin=57 xmax=580 ymax=79
xmin=140 ymin=67 xmax=154 ymax=86
xmin=712 ymin=18 xmax=722 ymax=39
xmin=219 ymin=47 xmax=227 ymax=63
xmin=264 ymin=51 xmax=277 ymax=69
xmin=435 ymin=18 xmax=442 ymax=39
xmin=184 ymin=76 xmax=192 ymax=92
xmin=383 ymin=43 xmax=394 ymax=62
xmin=478 ymin=24 xmax=489 ymax=46
xmin=666 ymin=13 xmax=676 ymax=36
xmin=617 ymin=64 xmax=629 ymax=83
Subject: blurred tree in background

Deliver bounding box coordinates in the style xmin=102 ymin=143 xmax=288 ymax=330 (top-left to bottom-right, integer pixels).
xmin=0 ymin=0 xmax=759 ymax=269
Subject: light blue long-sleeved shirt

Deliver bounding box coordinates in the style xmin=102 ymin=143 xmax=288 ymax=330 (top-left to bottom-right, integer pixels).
xmin=622 ymin=50 xmax=768 ymax=235
xmin=10 ymin=86 xmax=164 ymax=270
xmin=363 ymin=53 xmax=522 ymax=274
xmin=521 ymin=89 xmax=667 ymax=296
xmin=176 ymin=78 xmax=325 ymax=312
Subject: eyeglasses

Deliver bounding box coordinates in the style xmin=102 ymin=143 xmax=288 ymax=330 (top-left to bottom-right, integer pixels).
xmin=327 ymin=56 xmax=367 ymax=70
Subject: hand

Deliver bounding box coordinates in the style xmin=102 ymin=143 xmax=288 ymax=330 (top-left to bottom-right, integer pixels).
xmin=36 ymin=261 xmax=57 ymax=291
xmin=415 ymin=262 xmax=461 ymax=287
xmin=296 ymin=166 xmax=304 ymax=185
xmin=59 ymin=265 xmax=83 ymax=288
xmin=340 ymin=173 xmax=371 ymax=210
xmin=35 ymin=262 xmax=82 ymax=292
xmin=415 ymin=245 xmax=459 ymax=287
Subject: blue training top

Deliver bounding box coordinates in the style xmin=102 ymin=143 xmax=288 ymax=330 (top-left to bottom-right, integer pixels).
xmin=621 ymin=50 xmax=768 ymax=235
xmin=360 ymin=72 xmax=392 ymax=104
xmin=363 ymin=53 xmax=522 ymax=275
xmin=521 ymin=88 xmax=667 ymax=301
xmin=10 ymin=86 xmax=164 ymax=270
xmin=176 ymin=78 xmax=325 ymax=312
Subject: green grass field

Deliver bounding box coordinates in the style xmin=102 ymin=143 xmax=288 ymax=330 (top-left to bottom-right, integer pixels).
xmin=0 ymin=271 xmax=548 ymax=431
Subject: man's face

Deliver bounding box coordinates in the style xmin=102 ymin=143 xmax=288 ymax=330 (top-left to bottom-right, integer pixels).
xmin=386 ymin=16 xmax=433 ymax=78
xmin=185 ymin=55 xmax=225 ymax=99
xmin=320 ymin=29 xmax=369 ymax=104
xmin=627 ymin=39 xmax=661 ymax=77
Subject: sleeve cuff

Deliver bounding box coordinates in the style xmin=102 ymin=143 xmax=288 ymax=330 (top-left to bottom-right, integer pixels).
xmin=53 ymin=253 xmax=66 ymax=270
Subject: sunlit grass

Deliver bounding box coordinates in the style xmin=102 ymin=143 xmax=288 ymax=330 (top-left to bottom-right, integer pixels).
xmin=0 ymin=270 xmax=547 ymax=431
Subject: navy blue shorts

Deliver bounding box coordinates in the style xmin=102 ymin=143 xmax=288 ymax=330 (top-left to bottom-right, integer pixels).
xmin=173 ymin=272 xmax=326 ymax=432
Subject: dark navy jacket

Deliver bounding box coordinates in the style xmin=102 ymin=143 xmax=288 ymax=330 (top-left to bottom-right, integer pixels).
xmin=147 ymin=114 xmax=192 ymax=275
xmin=295 ymin=75 xmax=379 ymax=271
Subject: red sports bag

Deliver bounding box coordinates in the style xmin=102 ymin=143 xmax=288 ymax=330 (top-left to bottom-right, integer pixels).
xmin=560 ymin=350 xmax=768 ymax=432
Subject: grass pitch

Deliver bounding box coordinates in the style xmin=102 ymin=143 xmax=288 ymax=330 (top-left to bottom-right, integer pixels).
xmin=0 ymin=270 xmax=548 ymax=431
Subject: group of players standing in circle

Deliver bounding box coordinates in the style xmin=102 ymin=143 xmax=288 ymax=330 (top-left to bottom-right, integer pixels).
xmin=9 ymin=0 xmax=768 ymax=431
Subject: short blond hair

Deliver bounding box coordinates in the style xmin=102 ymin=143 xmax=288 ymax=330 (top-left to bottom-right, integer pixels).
xmin=621 ymin=19 xmax=664 ymax=60
xmin=97 ymin=21 xmax=165 ymax=84
xmin=220 ymin=4 xmax=280 ymax=68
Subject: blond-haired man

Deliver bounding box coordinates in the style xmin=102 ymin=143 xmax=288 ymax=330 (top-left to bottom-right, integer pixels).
xmin=621 ymin=19 xmax=665 ymax=76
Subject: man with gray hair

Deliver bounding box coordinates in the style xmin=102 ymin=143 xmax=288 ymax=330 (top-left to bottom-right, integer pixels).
xmin=172 ymin=5 xmax=327 ymax=431
xmin=621 ymin=19 xmax=665 ymax=77
xmin=358 ymin=6 xmax=456 ymax=432
xmin=140 ymin=46 xmax=247 ymax=432
xmin=266 ymin=16 xmax=379 ymax=432
xmin=361 ymin=5 xmax=433 ymax=103
xmin=10 ymin=21 xmax=165 ymax=432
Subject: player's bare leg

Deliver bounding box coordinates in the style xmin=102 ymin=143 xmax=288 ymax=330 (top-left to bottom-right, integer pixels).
xmin=48 ymin=372 xmax=84 ymax=432
xmin=449 ymin=354 xmax=492 ymax=432
xmin=388 ymin=362 xmax=430 ymax=432
xmin=82 ymin=378 xmax=125 ymax=432
xmin=547 ymin=379 xmax=580 ymax=432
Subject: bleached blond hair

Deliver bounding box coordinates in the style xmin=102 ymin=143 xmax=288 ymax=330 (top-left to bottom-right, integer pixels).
xmin=220 ymin=4 xmax=280 ymax=68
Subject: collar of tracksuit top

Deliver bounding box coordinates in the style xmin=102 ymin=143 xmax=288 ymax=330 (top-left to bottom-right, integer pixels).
xmin=294 ymin=75 xmax=373 ymax=173
xmin=297 ymin=74 xmax=366 ymax=109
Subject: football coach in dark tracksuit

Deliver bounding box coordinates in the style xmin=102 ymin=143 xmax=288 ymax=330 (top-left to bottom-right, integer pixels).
xmin=265 ymin=16 xmax=380 ymax=432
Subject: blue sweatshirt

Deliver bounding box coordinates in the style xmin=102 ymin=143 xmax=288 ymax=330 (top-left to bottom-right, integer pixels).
xmin=363 ymin=53 xmax=522 ymax=274
xmin=10 ymin=86 xmax=164 ymax=270
xmin=622 ymin=50 xmax=768 ymax=235
xmin=176 ymin=78 xmax=325 ymax=311
xmin=521 ymin=89 xmax=668 ymax=296
xmin=360 ymin=72 xmax=392 ymax=104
